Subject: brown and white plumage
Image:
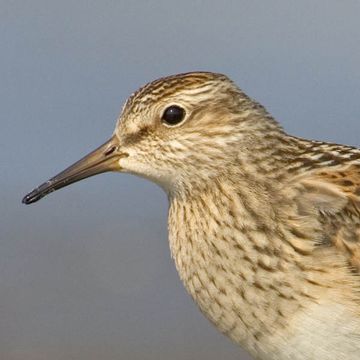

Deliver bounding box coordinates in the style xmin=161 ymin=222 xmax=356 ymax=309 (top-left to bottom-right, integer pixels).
xmin=297 ymin=164 xmax=360 ymax=269
xmin=23 ymin=72 xmax=360 ymax=359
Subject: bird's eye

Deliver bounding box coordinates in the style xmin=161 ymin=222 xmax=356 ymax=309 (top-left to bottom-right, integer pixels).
xmin=162 ymin=105 xmax=186 ymax=126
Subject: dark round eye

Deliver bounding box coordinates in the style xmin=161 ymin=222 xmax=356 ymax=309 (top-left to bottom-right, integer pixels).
xmin=162 ymin=105 xmax=186 ymax=126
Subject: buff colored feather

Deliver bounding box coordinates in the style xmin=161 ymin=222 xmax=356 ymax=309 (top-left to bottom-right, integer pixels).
xmin=23 ymin=72 xmax=360 ymax=359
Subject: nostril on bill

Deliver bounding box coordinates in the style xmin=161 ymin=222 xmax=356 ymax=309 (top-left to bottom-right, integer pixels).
xmin=104 ymin=146 xmax=116 ymax=156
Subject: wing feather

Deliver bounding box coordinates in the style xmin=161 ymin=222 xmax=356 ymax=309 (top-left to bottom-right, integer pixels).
xmin=296 ymin=164 xmax=360 ymax=271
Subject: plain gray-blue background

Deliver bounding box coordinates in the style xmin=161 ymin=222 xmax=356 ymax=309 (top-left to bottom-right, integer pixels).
xmin=2 ymin=1 xmax=360 ymax=359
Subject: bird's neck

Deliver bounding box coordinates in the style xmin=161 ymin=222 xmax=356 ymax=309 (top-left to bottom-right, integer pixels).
xmin=166 ymin=173 xmax=338 ymax=356
xmin=166 ymin=136 xmax=360 ymax=358
xmin=167 ymin=178 xmax=287 ymax=349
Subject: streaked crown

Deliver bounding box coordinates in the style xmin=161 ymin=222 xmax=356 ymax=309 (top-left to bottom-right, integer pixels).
xmin=115 ymin=72 xmax=282 ymax=194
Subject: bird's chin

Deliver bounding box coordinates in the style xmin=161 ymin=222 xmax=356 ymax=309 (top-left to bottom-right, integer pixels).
xmin=118 ymin=158 xmax=174 ymax=193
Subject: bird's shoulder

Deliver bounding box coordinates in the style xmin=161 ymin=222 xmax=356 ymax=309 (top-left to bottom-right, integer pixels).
xmin=290 ymin=162 xmax=360 ymax=271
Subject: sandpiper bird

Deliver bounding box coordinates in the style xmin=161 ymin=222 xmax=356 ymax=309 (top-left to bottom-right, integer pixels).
xmin=23 ymin=72 xmax=360 ymax=359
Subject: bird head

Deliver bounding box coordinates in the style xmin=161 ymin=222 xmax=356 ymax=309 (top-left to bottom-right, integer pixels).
xmin=23 ymin=72 xmax=279 ymax=204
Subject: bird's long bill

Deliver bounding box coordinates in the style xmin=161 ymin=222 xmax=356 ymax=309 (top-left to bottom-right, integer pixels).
xmin=22 ymin=135 xmax=122 ymax=205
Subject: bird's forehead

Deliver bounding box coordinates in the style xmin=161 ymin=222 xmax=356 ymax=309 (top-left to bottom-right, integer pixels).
xmin=115 ymin=72 xmax=231 ymax=134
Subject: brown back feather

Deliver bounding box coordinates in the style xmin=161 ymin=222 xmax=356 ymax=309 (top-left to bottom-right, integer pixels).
xmin=298 ymin=164 xmax=360 ymax=271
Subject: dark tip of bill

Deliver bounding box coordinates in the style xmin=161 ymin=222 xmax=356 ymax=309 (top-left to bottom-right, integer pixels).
xmin=22 ymin=189 xmax=45 ymax=205
xmin=22 ymin=178 xmax=58 ymax=205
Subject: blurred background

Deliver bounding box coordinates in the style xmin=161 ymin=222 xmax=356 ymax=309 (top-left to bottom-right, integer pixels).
xmin=2 ymin=1 xmax=360 ymax=359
